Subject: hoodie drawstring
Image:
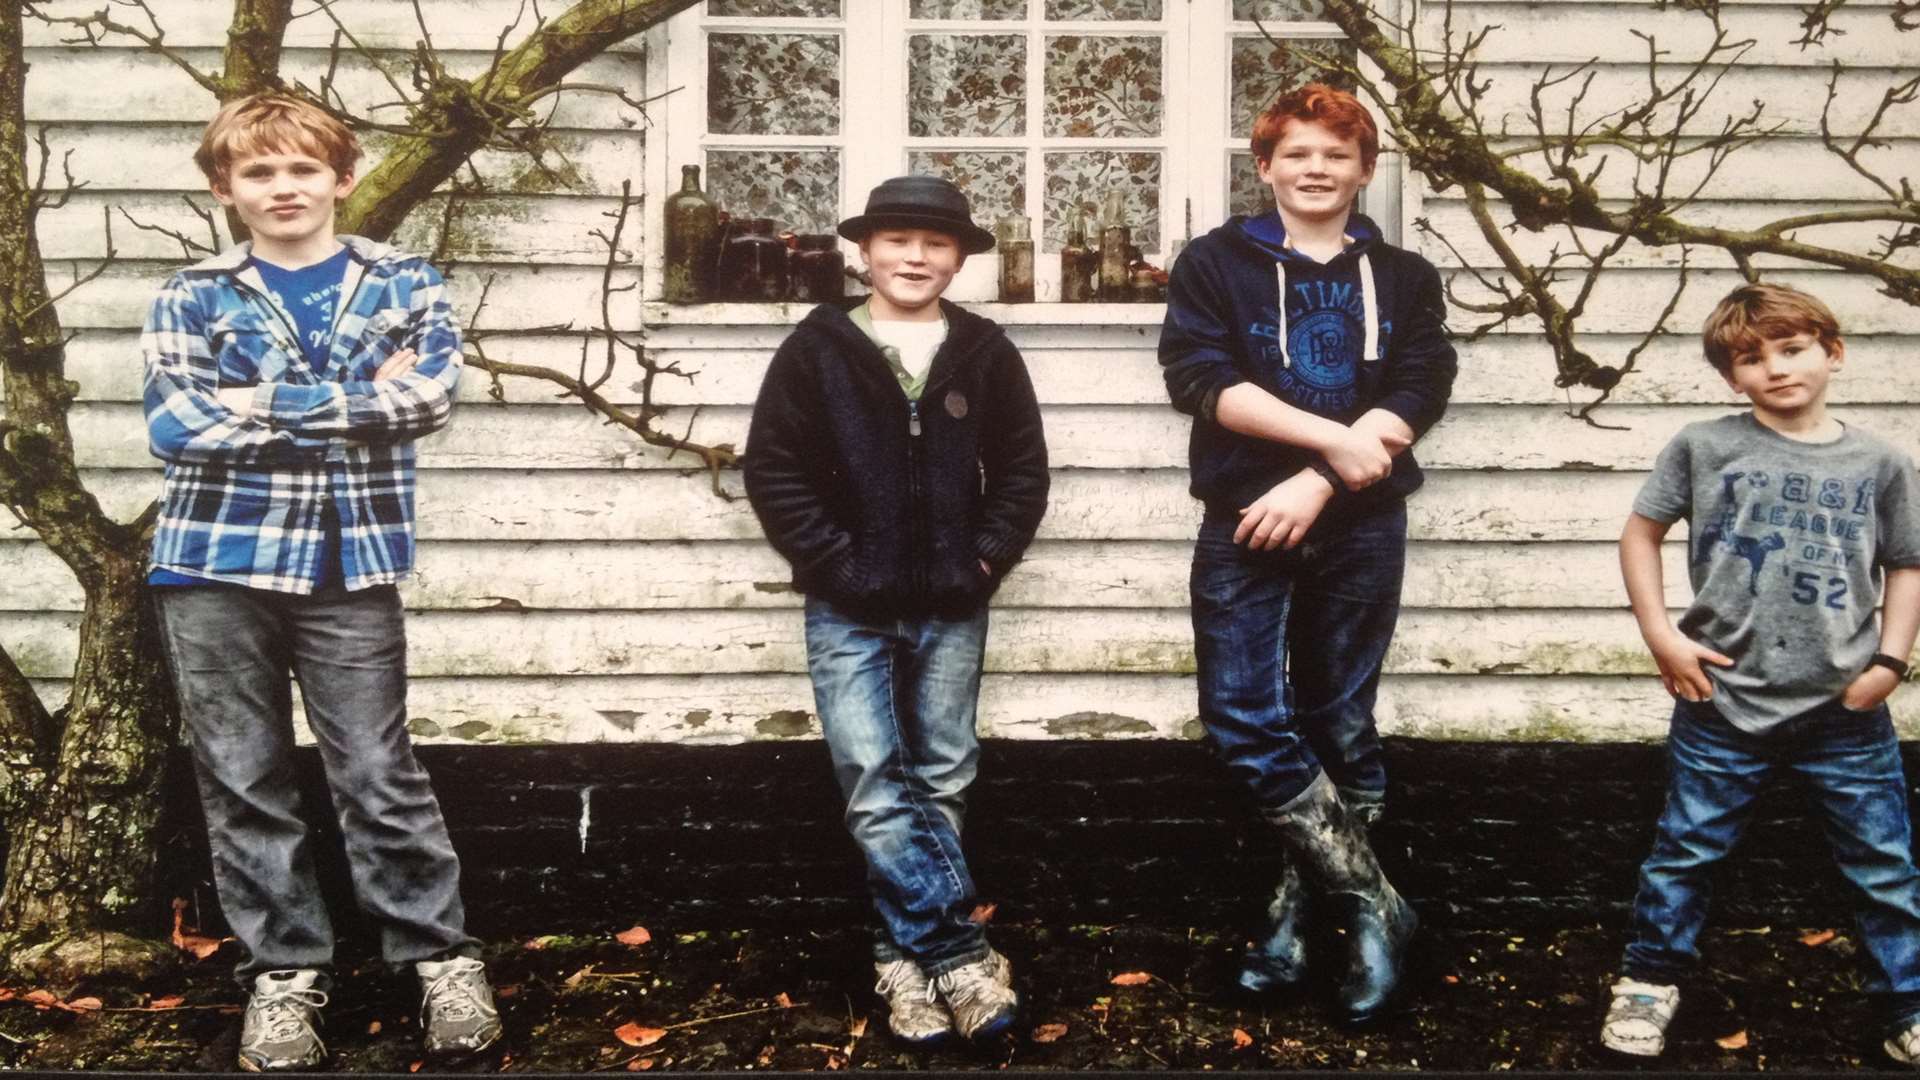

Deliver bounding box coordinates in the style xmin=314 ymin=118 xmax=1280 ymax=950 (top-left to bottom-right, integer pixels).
xmin=1274 ymin=253 xmax=1380 ymax=369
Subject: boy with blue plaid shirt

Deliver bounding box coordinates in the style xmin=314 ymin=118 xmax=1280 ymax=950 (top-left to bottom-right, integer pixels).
xmin=143 ymin=94 xmax=499 ymax=1072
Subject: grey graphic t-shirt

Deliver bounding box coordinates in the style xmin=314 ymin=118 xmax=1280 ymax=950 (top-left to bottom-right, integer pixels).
xmin=1634 ymin=414 xmax=1920 ymax=733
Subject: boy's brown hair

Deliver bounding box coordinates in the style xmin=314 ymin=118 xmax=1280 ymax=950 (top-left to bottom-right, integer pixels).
xmin=194 ymin=94 xmax=360 ymax=188
xmin=1251 ymin=82 xmax=1380 ymax=171
xmin=1701 ymin=283 xmax=1843 ymax=376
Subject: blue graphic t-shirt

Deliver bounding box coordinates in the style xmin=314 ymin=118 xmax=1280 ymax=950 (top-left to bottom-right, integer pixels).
xmin=1238 ymin=213 xmax=1387 ymax=420
xmin=148 ymin=246 xmax=354 ymax=590
xmin=252 ymin=245 xmax=353 ymax=368
xmin=1634 ymin=413 xmax=1920 ymax=732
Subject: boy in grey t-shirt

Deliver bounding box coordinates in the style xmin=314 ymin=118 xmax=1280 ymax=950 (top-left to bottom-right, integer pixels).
xmin=1599 ymin=284 xmax=1920 ymax=1065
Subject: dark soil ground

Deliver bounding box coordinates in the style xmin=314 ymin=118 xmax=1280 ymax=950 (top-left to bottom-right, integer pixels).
xmin=0 ymin=918 xmax=1907 ymax=1073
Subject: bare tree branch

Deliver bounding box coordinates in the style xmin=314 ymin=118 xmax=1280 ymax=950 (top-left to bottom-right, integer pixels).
xmin=337 ymin=0 xmax=705 ymax=241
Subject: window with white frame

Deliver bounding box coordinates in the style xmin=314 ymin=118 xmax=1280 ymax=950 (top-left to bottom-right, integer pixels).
xmin=649 ymin=0 xmax=1393 ymax=303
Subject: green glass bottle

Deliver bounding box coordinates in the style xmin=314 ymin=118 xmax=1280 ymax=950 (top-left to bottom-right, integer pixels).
xmin=663 ymin=164 xmax=720 ymax=303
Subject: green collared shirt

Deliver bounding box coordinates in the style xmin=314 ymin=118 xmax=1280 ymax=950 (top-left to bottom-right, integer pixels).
xmin=849 ymin=301 xmax=947 ymax=402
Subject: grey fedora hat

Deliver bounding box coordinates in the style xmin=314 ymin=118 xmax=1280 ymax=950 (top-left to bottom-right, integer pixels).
xmin=836 ymin=175 xmax=997 ymax=254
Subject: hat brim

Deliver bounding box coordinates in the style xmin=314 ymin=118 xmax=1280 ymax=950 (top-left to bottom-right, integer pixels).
xmin=837 ymin=213 xmax=996 ymax=254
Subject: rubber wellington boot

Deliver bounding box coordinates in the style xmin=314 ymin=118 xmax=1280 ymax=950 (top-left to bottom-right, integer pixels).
xmin=1236 ymin=861 xmax=1309 ymax=994
xmin=1266 ymin=774 xmax=1416 ymax=1024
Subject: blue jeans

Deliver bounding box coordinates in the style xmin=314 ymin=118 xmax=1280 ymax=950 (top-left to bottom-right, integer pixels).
xmin=156 ymin=585 xmax=477 ymax=986
xmin=804 ymin=596 xmax=991 ymax=976
xmin=1624 ymin=697 xmax=1920 ymax=1024
xmin=1190 ymin=504 xmax=1406 ymax=809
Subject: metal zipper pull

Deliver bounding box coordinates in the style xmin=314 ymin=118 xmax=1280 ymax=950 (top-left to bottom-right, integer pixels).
xmin=909 ymin=401 xmax=922 ymax=437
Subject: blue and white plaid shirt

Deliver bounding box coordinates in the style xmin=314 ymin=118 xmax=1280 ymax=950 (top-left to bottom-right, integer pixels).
xmin=143 ymin=235 xmax=463 ymax=594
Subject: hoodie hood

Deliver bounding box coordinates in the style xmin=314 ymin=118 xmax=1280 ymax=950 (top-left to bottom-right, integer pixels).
xmin=1236 ymin=210 xmax=1385 ymax=264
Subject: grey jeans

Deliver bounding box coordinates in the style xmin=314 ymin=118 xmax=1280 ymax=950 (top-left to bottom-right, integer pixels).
xmin=156 ymin=584 xmax=475 ymax=984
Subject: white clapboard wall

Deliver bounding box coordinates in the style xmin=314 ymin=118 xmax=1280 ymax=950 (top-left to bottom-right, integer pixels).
xmin=10 ymin=0 xmax=1919 ymax=745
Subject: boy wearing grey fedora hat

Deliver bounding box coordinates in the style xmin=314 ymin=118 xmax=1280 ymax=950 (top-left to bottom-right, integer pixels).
xmin=744 ymin=176 xmax=1049 ymax=1046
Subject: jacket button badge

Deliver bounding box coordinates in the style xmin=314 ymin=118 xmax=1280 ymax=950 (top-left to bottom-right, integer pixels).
xmin=944 ymin=390 xmax=968 ymax=420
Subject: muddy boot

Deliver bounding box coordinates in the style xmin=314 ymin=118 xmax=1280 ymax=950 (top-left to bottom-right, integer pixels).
xmin=1237 ymin=860 xmax=1310 ymax=994
xmin=1266 ymin=774 xmax=1416 ymax=1025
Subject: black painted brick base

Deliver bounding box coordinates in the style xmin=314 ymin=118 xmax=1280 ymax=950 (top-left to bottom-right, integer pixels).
xmin=111 ymin=737 xmax=1917 ymax=943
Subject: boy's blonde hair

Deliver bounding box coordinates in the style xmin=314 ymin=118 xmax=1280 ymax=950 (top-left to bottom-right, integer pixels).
xmin=1701 ymin=283 xmax=1843 ymax=376
xmin=194 ymin=94 xmax=360 ymax=188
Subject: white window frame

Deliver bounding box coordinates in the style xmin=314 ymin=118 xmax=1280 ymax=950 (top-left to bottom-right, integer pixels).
xmin=644 ymin=1 xmax=1400 ymax=308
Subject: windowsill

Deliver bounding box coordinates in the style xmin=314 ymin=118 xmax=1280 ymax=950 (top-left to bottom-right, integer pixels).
xmin=642 ymin=301 xmax=1167 ymax=326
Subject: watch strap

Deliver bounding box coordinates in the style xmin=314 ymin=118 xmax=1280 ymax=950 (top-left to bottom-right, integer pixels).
xmin=1869 ymin=652 xmax=1911 ymax=679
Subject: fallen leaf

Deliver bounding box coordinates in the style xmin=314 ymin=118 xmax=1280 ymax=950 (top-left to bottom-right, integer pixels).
xmin=150 ymin=995 xmax=185 ymax=1009
xmin=775 ymin=992 xmax=795 ymax=1009
xmin=627 ymin=1057 xmax=656 ymax=1071
xmin=1800 ymin=929 xmax=1837 ymax=947
xmin=615 ymin=1022 xmax=667 ymax=1048
xmin=523 ymin=935 xmax=558 ymax=951
xmin=1716 ymin=1030 xmax=1749 ymax=1050
xmin=616 ymin=925 xmax=653 ymax=946
xmin=969 ymin=903 xmax=998 ymax=924
xmin=66 ymin=997 xmax=103 ymax=1012
xmin=1232 ymin=1028 xmax=1253 ymax=1049
xmin=564 ymin=965 xmax=597 ymax=989
xmin=1031 ymin=1023 xmax=1069 ymax=1043
xmin=408 ymin=1061 xmax=423 ymax=1073
xmin=367 ymin=1020 xmax=383 ymax=1036
xmin=825 ymin=1052 xmax=847 ymax=1070
xmin=848 ymin=1017 xmax=868 ymax=1039
xmin=1443 ymin=975 xmax=1461 ymax=984
xmin=24 ymin=990 xmax=57 ymax=1007
xmin=0 ymin=989 xmax=14 ymax=1001
xmin=1109 ymin=971 xmax=1152 ymax=987
xmin=495 ymin=984 xmax=521 ymax=999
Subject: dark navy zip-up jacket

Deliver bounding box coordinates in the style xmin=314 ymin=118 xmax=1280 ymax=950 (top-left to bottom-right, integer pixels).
xmin=744 ymin=299 xmax=1049 ymax=618
xmin=1159 ymin=211 xmax=1457 ymax=518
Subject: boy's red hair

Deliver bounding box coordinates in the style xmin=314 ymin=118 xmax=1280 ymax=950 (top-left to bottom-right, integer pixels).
xmin=194 ymin=94 xmax=360 ymax=188
xmin=1701 ymin=283 xmax=1843 ymax=376
xmin=1251 ymin=82 xmax=1380 ymax=171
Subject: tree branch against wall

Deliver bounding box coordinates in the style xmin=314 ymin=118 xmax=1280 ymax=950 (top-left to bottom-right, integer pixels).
xmin=0 ymin=0 xmax=716 ymax=979
xmin=1269 ymin=0 xmax=1919 ymax=422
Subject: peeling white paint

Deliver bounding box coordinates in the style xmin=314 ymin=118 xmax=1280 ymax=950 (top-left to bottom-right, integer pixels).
xmin=578 ymin=786 xmax=593 ymax=855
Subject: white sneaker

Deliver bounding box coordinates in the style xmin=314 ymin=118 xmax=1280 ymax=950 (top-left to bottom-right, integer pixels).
xmin=874 ymin=958 xmax=953 ymax=1045
xmin=237 ymin=969 xmax=328 ymax=1072
xmin=416 ymin=956 xmax=503 ymax=1058
xmin=1600 ymin=977 xmax=1679 ymax=1057
xmin=1885 ymin=1016 xmax=1920 ymax=1067
xmin=932 ymin=949 xmax=1018 ymax=1041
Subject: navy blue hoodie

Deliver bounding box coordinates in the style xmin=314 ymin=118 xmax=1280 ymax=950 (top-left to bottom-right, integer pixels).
xmin=1159 ymin=211 xmax=1456 ymax=518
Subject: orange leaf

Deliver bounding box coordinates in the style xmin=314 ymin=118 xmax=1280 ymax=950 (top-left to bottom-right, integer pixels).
xmin=0 ymin=988 xmax=14 ymax=1001
xmin=149 ymin=995 xmax=185 ymax=1009
xmin=969 ymin=903 xmax=998 ymax=924
xmin=408 ymin=1060 xmax=423 ymax=1073
xmin=615 ymin=1022 xmax=667 ymax=1048
xmin=616 ymin=925 xmax=653 ymax=947
xmin=848 ymin=1017 xmax=868 ymax=1039
xmin=1715 ymin=1030 xmax=1749 ymax=1050
xmin=1031 ymin=1023 xmax=1069 ymax=1043
xmin=66 ymin=997 xmax=103 ymax=1012
xmin=627 ymin=1057 xmax=656 ymax=1071
xmin=1443 ymin=974 xmax=1461 ymax=984
xmin=775 ymin=992 xmax=795 ymax=1009
xmin=1109 ymin=971 xmax=1152 ymax=987
xmin=1232 ymin=1028 xmax=1253 ymax=1049
xmin=24 ymin=990 xmax=58 ymax=1007
xmin=1800 ymin=929 xmax=1837 ymax=947
xmin=367 ymin=1020 xmax=383 ymax=1036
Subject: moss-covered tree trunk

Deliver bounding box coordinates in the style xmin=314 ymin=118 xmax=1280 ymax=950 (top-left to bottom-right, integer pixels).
xmin=0 ymin=4 xmax=178 ymax=981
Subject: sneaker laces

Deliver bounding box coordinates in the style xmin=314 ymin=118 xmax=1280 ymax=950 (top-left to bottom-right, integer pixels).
xmin=253 ymin=984 xmax=328 ymax=1043
xmin=934 ymin=964 xmax=990 ymax=1008
xmin=420 ymin=957 xmax=488 ymax=1023
xmin=874 ymin=959 xmax=937 ymax=1004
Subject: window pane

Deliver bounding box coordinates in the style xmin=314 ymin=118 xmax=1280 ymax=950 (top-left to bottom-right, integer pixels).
xmin=1044 ymin=35 xmax=1163 ymax=138
xmin=911 ymin=0 xmax=1028 ymax=17
xmin=1231 ymin=0 xmax=1326 ymax=19
xmin=1045 ymin=0 xmax=1163 ymax=18
xmin=1043 ymin=150 xmax=1159 ymax=251
xmin=908 ymin=35 xmax=1027 ymax=137
xmin=706 ymin=149 xmax=842 ymax=235
xmin=1229 ymin=37 xmax=1355 ymax=137
xmin=1229 ymin=151 xmax=1276 ymax=218
xmin=908 ymin=150 xmax=1028 ymax=232
xmin=708 ymin=33 xmax=841 ymax=136
xmin=707 ymin=0 xmax=840 ymax=15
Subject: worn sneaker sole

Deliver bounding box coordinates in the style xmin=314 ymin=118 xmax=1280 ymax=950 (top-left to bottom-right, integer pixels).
xmin=1599 ymin=1030 xmax=1666 ymax=1058
xmin=1886 ymin=1037 xmax=1919 ymax=1067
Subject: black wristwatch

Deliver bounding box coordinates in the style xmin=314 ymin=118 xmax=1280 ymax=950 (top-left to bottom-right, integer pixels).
xmin=1868 ymin=653 xmax=1911 ymax=679
xmin=1309 ymin=460 xmax=1345 ymax=492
